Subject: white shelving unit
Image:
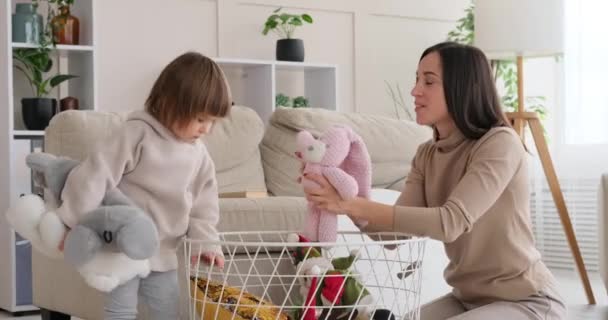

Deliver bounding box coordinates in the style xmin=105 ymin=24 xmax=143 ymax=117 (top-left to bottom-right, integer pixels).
xmin=0 ymin=0 xmax=96 ymax=313
xmin=215 ymin=58 xmax=338 ymax=123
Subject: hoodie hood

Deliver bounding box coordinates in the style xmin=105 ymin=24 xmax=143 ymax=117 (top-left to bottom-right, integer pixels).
xmin=127 ymin=110 xmax=178 ymax=142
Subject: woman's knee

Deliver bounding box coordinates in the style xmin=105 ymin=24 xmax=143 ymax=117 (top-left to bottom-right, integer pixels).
xmin=420 ymin=294 xmax=466 ymax=320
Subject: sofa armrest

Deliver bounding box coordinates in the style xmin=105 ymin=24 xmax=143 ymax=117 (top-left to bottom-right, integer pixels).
xmin=32 ymin=250 xmax=105 ymax=319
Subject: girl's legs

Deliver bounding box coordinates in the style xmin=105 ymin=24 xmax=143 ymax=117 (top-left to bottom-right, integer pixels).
xmin=420 ymin=294 xmax=467 ymax=319
xmin=139 ymin=270 xmax=179 ymax=320
xmin=104 ymin=277 xmax=140 ymax=320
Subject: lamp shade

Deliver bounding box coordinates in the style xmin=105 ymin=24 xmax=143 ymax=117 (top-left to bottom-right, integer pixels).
xmin=474 ymin=0 xmax=564 ymax=59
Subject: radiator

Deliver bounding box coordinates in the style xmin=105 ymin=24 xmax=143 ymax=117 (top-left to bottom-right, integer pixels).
xmin=529 ymin=177 xmax=600 ymax=272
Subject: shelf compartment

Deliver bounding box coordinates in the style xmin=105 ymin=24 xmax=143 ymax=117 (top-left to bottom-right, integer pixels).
xmin=12 ymin=42 xmax=94 ymax=52
xmin=13 ymin=130 xmax=44 ymax=139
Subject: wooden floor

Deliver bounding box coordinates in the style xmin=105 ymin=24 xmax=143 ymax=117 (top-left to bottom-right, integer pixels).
xmin=1 ymin=270 xmax=607 ymax=319
xmin=567 ymin=305 xmax=608 ymax=319
xmin=2 ymin=306 xmax=608 ymax=319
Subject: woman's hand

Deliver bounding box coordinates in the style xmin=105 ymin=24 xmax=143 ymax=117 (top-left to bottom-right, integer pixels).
xmin=303 ymin=173 xmax=395 ymax=228
xmin=302 ymin=173 xmax=350 ymax=214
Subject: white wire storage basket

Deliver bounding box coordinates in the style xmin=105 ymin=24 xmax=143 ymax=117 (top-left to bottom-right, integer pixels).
xmin=183 ymin=231 xmax=426 ymax=320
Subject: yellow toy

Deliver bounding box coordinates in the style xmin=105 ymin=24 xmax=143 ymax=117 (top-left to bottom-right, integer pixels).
xmin=190 ymin=277 xmax=290 ymax=320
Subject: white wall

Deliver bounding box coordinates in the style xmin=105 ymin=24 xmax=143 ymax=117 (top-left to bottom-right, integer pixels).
xmin=96 ymin=0 xmax=218 ymax=113
xmin=95 ymin=0 xmax=469 ymax=116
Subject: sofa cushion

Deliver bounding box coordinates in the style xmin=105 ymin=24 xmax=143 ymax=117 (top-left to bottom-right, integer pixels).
xmin=261 ymin=108 xmax=431 ymax=196
xmin=44 ymin=106 xmax=267 ymax=193
xmin=202 ymin=106 xmax=266 ymax=194
xmin=218 ymin=197 xmax=306 ymax=235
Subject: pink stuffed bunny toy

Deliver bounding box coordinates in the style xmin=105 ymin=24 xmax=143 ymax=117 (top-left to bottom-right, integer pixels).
xmin=295 ymin=125 xmax=372 ymax=242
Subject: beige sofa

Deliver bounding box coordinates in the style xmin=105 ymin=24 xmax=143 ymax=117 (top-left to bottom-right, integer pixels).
xmin=32 ymin=106 xmax=430 ymax=320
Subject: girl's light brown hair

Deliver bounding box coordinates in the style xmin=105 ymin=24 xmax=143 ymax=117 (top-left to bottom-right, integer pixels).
xmin=145 ymin=52 xmax=232 ymax=128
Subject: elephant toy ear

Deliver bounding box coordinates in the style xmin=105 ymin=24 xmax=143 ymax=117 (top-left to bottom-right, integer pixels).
xmin=117 ymin=213 xmax=159 ymax=260
xmin=25 ymin=153 xmax=56 ymax=189
xmin=25 ymin=152 xmax=79 ymax=200
xmin=64 ymin=225 xmax=103 ymax=267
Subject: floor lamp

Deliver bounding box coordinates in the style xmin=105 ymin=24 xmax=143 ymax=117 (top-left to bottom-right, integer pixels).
xmin=474 ymin=0 xmax=596 ymax=304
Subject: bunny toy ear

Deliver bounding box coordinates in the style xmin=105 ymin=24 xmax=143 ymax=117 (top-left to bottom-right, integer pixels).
xmin=341 ymin=127 xmax=372 ymax=199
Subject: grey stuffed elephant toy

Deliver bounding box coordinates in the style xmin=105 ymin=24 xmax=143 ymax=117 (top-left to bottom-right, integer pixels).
xmin=5 ymin=153 xmax=159 ymax=292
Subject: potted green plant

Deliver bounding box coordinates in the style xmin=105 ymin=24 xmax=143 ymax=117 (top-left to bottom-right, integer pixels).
xmin=12 ymin=0 xmax=78 ymax=130
xmin=13 ymin=47 xmax=77 ymax=130
xmin=292 ymin=96 xmax=309 ymax=108
xmin=262 ymin=7 xmax=313 ymax=62
xmin=275 ymin=93 xmax=291 ymax=108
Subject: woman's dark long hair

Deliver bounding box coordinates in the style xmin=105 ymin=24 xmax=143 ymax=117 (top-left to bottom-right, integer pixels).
xmin=420 ymin=42 xmax=512 ymax=139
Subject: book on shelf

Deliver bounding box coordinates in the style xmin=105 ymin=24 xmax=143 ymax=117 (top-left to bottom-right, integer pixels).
xmin=218 ymin=191 xmax=268 ymax=199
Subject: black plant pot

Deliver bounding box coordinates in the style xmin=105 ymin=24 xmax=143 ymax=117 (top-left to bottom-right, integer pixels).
xmin=21 ymin=98 xmax=57 ymax=130
xmin=276 ymin=39 xmax=305 ymax=62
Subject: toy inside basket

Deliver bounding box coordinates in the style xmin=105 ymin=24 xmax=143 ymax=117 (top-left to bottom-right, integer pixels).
xmin=184 ymin=231 xmax=426 ymax=320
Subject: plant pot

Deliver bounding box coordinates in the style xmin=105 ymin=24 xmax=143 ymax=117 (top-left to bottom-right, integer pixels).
xmin=12 ymin=3 xmax=43 ymax=44
xmin=21 ymin=98 xmax=57 ymax=130
xmin=276 ymin=39 xmax=304 ymax=62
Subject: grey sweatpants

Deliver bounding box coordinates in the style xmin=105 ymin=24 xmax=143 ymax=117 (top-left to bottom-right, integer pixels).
xmin=104 ymin=270 xmax=179 ymax=320
xmin=420 ymin=285 xmax=566 ymax=320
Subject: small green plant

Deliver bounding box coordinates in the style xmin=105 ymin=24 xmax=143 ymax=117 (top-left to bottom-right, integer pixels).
xmin=12 ymin=0 xmax=78 ymax=98
xmin=385 ymin=81 xmax=414 ymax=121
xmin=292 ymin=96 xmax=309 ymax=108
xmin=13 ymin=48 xmax=77 ymax=97
xmin=275 ymin=94 xmax=309 ymax=108
xmin=276 ymin=93 xmax=291 ymax=107
xmin=262 ymin=7 xmax=313 ymax=39
xmin=33 ymin=0 xmax=74 ymax=7
xmin=446 ymin=5 xmax=474 ymax=45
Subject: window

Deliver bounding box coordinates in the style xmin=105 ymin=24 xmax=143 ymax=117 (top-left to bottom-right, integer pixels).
xmin=563 ymin=0 xmax=608 ymax=145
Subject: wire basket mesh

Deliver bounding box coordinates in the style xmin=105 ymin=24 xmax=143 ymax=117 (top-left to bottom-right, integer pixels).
xmin=184 ymin=231 xmax=426 ymax=320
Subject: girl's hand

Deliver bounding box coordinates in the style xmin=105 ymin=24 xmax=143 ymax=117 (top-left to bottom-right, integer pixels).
xmin=58 ymin=229 xmax=70 ymax=252
xmin=302 ymin=173 xmax=348 ymax=214
xmin=191 ymin=253 xmax=225 ymax=269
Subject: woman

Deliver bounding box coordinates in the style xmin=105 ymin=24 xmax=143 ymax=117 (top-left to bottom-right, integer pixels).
xmin=303 ymin=42 xmax=566 ymax=319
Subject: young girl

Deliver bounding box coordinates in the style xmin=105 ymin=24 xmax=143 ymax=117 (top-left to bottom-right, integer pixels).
xmin=55 ymin=52 xmax=231 ymax=319
xmin=303 ymin=42 xmax=567 ymax=319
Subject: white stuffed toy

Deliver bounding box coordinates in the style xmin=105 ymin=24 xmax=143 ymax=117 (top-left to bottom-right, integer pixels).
xmin=5 ymin=153 xmax=159 ymax=292
xmin=288 ymin=234 xmax=381 ymax=320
